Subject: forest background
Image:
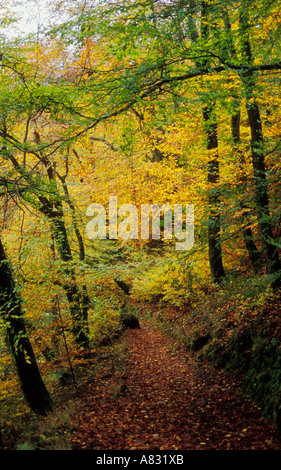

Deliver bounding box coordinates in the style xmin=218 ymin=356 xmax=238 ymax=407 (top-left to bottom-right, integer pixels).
xmin=1 ymin=0 xmax=281 ymax=450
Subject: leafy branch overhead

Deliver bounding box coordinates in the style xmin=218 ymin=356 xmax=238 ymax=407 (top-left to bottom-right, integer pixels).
xmin=0 ymin=0 xmax=281 ymax=451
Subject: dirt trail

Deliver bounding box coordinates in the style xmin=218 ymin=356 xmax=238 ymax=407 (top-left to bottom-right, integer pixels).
xmin=71 ymin=322 xmax=281 ymax=450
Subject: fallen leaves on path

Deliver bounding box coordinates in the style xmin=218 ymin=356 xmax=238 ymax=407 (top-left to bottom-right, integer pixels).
xmin=71 ymin=322 xmax=281 ymax=450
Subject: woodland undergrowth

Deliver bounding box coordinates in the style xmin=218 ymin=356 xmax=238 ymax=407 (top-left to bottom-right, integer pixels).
xmin=140 ymin=270 xmax=281 ymax=438
xmin=3 ymin=265 xmax=281 ymax=450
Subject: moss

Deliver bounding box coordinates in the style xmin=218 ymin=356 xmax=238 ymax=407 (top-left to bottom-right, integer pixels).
xmin=202 ymin=324 xmax=281 ymax=433
xmin=244 ymin=335 xmax=281 ymax=421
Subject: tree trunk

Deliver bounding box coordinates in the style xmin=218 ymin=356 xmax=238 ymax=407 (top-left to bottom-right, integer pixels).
xmin=0 ymin=238 xmax=53 ymax=416
xmin=42 ymin=160 xmax=89 ymax=346
xmin=231 ymin=110 xmax=263 ymax=273
xmin=187 ymin=0 xmax=225 ymax=284
xmin=50 ymin=212 xmax=89 ymax=348
xmin=6 ymin=150 xmax=90 ymax=347
xmin=239 ymin=9 xmax=281 ymax=289
xmin=245 ymin=96 xmax=281 ymax=286
xmin=58 ymin=173 xmax=90 ymax=325
xmin=203 ymin=104 xmax=226 ymax=283
xmin=221 ymin=9 xmax=263 ymax=273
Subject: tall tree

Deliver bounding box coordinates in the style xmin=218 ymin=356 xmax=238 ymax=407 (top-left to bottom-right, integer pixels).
xmin=221 ymin=7 xmax=263 ymax=273
xmin=230 ymin=104 xmax=263 ymax=273
xmin=199 ymin=0 xmax=226 ymax=283
xmin=2 ymin=142 xmax=90 ymax=348
xmin=25 ymin=0 xmax=281 ymax=285
xmin=238 ymin=4 xmax=281 ymax=288
xmin=0 ymin=48 xmax=90 ymax=348
xmin=0 ymin=238 xmax=53 ymax=415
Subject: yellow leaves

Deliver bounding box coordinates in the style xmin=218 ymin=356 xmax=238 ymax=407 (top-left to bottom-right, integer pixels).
xmin=258 ymin=6 xmax=281 ymax=40
xmin=255 ymin=289 xmax=276 ymax=310
xmin=131 ymin=251 xmax=210 ymax=307
xmin=89 ymin=304 xmax=121 ymax=344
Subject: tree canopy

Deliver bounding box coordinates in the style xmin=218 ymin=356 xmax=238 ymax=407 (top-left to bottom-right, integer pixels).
xmin=1 ymin=0 xmax=281 ymax=451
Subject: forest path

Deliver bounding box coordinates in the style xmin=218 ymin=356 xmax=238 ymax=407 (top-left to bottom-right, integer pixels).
xmin=71 ymin=321 xmax=281 ymax=450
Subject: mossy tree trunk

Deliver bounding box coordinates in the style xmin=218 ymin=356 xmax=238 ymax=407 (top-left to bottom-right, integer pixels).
xmin=47 ymin=206 xmax=90 ymax=349
xmin=6 ymin=148 xmax=90 ymax=349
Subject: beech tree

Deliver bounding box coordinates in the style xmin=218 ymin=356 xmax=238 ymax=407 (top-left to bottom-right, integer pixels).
xmin=1 ymin=0 xmax=281 ymax=447
xmin=188 ymin=0 xmax=226 ymax=283
xmin=238 ymin=5 xmax=281 ymax=288
xmin=49 ymin=0 xmax=281 ymax=285
xmin=0 ymin=238 xmax=53 ymax=415
xmin=0 ymin=48 xmax=90 ymax=348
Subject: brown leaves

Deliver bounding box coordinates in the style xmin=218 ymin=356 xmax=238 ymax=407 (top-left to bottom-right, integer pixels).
xmin=70 ymin=323 xmax=281 ymax=450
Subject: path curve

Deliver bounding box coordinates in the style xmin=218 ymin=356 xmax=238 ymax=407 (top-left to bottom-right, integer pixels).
xmin=71 ymin=322 xmax=281 ymax=450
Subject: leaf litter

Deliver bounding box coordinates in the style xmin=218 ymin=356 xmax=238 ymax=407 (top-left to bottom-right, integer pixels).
xmin=70 ymin=322 xmax=281 ymax=450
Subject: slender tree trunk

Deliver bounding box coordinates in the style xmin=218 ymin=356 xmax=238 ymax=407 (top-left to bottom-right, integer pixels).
xmin=231 ymin=109 xmax=263 ymax=273
xmin=58 ymin=173 xmax=90 ymax=324
xmin=245 ymin=93 xmax=280 ymax=285
xmin=201 ymin=1 xmax=225 ymax=283
xmin=221 ymin=9 xmax=263 ymax=273
xmin=185 ymin=0 xmax=225 ymax=283
xmin=0 ymin=238 xmax=53 ymax=416
xmin=239 ymin=10 xmax=281 ymax=289
xmin=50 ymin=210 xmax=89 ymax=348
xmin=203 ymin=104 xmax=226 ymax=283
xmin=44 ymin=158 xmax=89 ymax=342
xmin=6 ymin=149 xmax=90 ymax=347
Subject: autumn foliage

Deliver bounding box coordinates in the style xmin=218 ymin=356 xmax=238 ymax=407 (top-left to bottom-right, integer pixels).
xmin=0 ymin=0 xmax=281 ymax=451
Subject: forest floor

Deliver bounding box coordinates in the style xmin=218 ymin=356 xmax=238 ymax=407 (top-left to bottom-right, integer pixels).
xmin=70 ymin=320 xmax=281 ymax=451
